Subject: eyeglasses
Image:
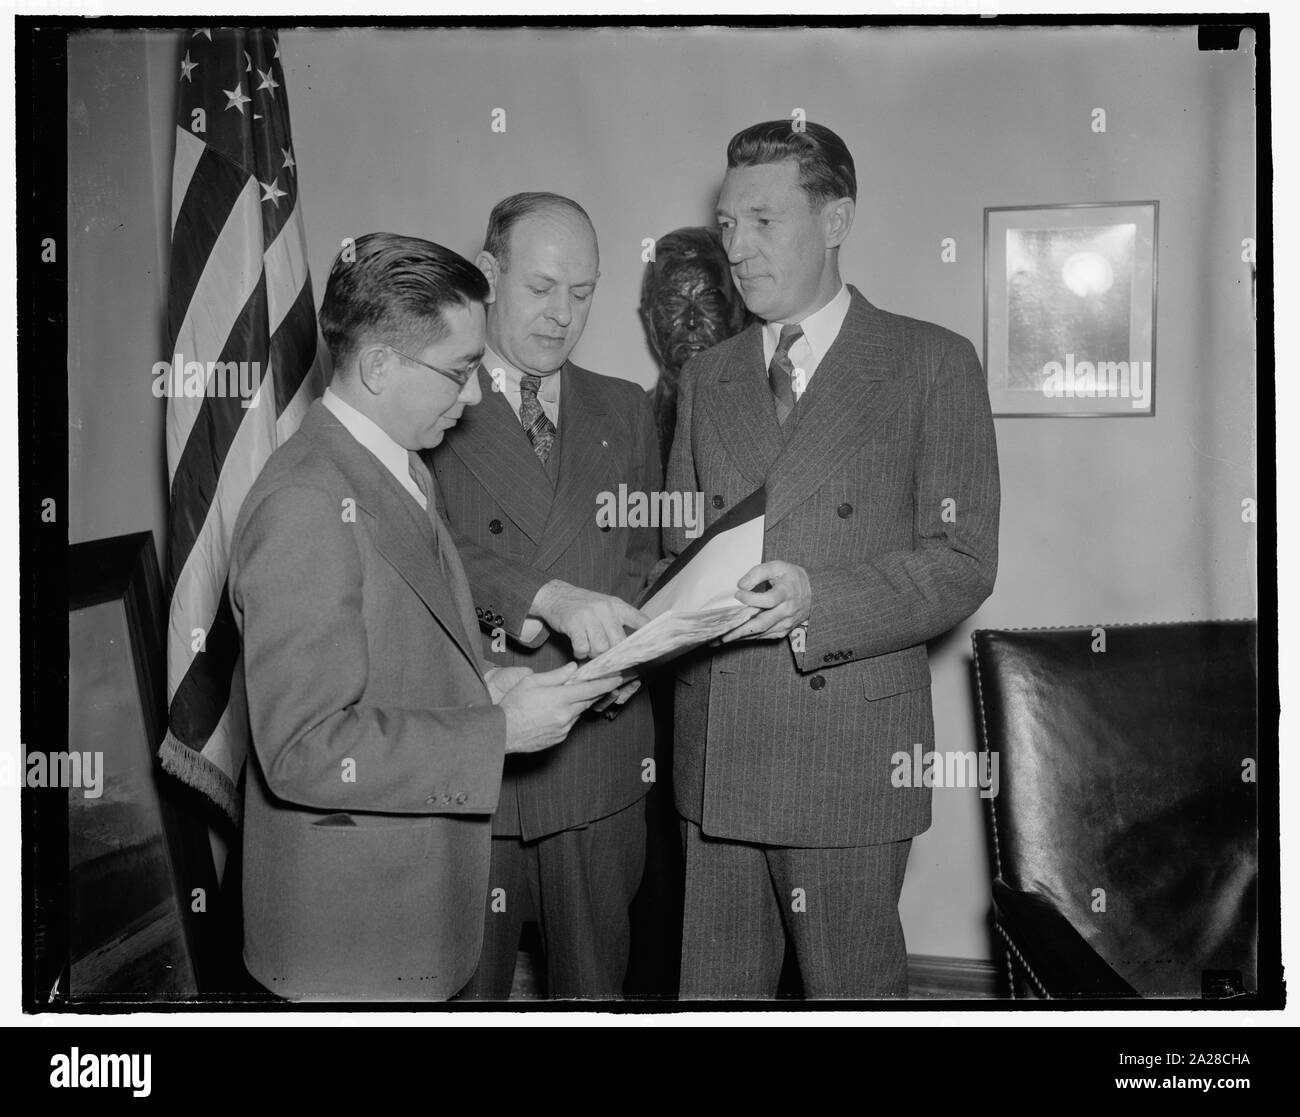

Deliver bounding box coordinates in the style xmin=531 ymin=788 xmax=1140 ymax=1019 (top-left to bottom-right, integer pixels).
xmin=385 ymin=344 xmax=481 ymax=388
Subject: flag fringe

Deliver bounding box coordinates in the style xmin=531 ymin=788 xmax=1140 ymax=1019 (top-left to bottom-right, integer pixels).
xmin=158 ymin=730 xmax=242 ymax=827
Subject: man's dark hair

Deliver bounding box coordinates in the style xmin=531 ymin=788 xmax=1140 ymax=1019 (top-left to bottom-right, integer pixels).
xmin=726 ymin=120 xmax=857 ymax=207
xmin=481 ymin=191 xmax=594 ymax=271
xmin=318 ymin=232 xmax=488 ymax=371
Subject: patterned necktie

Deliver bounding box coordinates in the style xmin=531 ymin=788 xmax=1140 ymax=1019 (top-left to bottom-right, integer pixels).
xmin=768 ymin=323 xmax=804 ymax=425
xmin=519 ymin=374 xmax=557 ymax=463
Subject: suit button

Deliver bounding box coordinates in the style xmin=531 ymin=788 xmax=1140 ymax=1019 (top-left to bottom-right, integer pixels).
xmin=439 ymin=793 xmax=452 ymax=805
xmin=488 ymin=519 xmax=503 ymax=534
xmin=455 ymin=792 xmax=467 ymax=805
xmin=425 ymin=795 xmax=437 ymax=805
xmin=837 ymin=502 xmax=854 ymax=518
xmin=712 ymin=495 xmax=725 ymax=509
xmin=810 ymin=675 xmax=826 ymax=691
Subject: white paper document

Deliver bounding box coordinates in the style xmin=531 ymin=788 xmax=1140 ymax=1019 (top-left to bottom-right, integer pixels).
xmin=571 ymin=487 xmax=765 ymax=682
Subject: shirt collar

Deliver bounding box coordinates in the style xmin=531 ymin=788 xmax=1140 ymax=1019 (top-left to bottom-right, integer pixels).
xmin=764 ymin=283 xmax=851 ymax=365
xmin=321 ymin=386 xmax=424 ymax=505
xmin=484 ymin=344 xmax=562 ymax=404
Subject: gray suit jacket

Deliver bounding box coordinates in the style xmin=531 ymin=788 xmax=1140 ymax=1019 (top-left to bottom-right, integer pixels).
xmin=229 ymin=401 xmax=507 ymax=1000
xmin=429 ymin=363 xmax=661 ymax=839
xmin=664 ymin=288 xmax=1000 ymax=847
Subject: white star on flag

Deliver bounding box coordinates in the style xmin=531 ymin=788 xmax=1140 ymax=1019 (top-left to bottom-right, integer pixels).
xmin=180 ymin=52 xmax=197 ymax=82
xmin=223 ymin=83 xmax=252 ymax=113
xmin=193 ymin=28 xmax=211 ymax=40
xmin=257 ymin=67 xmax=280 ymax=96
xmin=281 ymin=146 xmax=296 ymax=172
xmin=259 ymin=178 xmax=288 ymax=207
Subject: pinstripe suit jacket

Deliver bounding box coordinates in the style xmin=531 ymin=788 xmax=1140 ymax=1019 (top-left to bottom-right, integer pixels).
xmin=230 ymin=402 xmax=507 ymax=1000
xmin=429 ymin=362 xmax=662 ymax=840
xmin=664 ymin=288 xmax=1000 ymax=847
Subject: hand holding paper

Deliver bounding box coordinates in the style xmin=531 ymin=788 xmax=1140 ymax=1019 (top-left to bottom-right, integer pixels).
xmin=722 ymin=559 xmax=813 ymax=642
xmin=570 ymin=487 xmax=767 ymax=682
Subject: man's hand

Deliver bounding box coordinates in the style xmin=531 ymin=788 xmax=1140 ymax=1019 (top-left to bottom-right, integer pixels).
xmin=531 ymin=579 xmax=650 ymax=660
xmin=483 ymin=665 xmax=533 ymax=704
xmin=496 ymin=663 xmax=624 ymax=754
xmin=722 ymin=560 xmax=812 ymax=642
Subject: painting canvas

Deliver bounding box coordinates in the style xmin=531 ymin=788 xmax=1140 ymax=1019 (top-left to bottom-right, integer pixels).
xmin=985 ymin=203 xmax=1157 ymax=416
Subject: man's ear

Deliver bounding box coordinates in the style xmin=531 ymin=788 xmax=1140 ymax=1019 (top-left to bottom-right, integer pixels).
xmin=356 ymin=344 xmax=387 ymax=396
xmin=475 ymin=251 xmax=500 ymax=302
xmin=823 ymin=197 xmax=855 ymax=250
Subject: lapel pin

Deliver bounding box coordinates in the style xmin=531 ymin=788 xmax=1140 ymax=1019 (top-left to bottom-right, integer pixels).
xmin=600 ymin=439 xmax=608 ymax=448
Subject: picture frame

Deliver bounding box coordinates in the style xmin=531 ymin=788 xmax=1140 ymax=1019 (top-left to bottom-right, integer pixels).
xmin=984 ymin=201 xmax=1158 ymax=417
xmin=38 ymin=532 xmax=223 ymax=1002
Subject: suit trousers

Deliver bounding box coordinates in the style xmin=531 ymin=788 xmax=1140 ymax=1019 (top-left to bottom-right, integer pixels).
xmin=679 ymin=818 xmax=912 ymax=999
xmin=458 ymin=798 xmax=647 ymax=999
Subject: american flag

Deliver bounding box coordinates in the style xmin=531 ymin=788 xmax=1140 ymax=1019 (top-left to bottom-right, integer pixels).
xmin=157 ymin=28 xmax=325 ymax=824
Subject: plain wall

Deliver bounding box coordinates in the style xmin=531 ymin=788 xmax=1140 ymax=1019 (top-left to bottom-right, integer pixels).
xmin=68 ymin=30 xmax=178 ymax=565
xmin=68 ymin=25 xmax=1258 ymax=962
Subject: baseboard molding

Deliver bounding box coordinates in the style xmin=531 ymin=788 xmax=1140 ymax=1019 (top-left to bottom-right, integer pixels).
xmin=907 ymin=953 xmax=1004 ymax=999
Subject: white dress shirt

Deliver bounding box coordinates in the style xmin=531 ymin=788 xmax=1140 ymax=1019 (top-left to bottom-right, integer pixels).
xmin=322 ymin=386 xmax=428 ymax=510
xmin=760 ymin=283 xmax=851 ymax=400
xmin=483 ymin=344 xmax=562 ymax=427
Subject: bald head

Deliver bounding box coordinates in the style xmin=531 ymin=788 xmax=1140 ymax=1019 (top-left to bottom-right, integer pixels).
xmin=476 ymin=193 xmax=599 ymax=377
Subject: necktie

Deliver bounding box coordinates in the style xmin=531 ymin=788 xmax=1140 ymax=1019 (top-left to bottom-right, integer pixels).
xmin=519 ymin=374 xmax=557 ymax=463
xmin=407 ymin=451 xmax=432 ymax=509
xmin=408 ymin=451 xmax=440 ymax=560
xmin=768 ymin=324 xmax=804 ymax=425
xmin=410 ymin=451 xmax=481 ymax=656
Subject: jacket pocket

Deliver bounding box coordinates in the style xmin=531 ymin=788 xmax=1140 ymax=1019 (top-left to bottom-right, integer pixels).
xmin=861 ymin=647 xmax=931 ymax=700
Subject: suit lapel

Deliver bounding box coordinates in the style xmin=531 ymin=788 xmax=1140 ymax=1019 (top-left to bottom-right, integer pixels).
xmin=532 ymin=365 xmax=610 ymax=570
xmin=444 ymin=382 xmax=552 ymax=543
xmin=303 ymin=404 xmax=482 ymax=673
xmin=763 ymin=289 xmax=909 ymax=530
xmin=704 ymin=323 xmax=784 ymax=485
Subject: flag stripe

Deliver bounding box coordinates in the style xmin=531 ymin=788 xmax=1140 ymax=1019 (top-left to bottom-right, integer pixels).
xmin=270 ymin=282 xmax=318 ymax=414
xmin=166 ymin=367 xmax=277 ymax=706
xmin=279 ymin=339 xmax=328 ymax=443
xmin=263 ymin=202 xmax=312 ymax=335
xmin=166 ymin=271 xmax=270 ymax=590
xmin=167 ymin=584 xmax=241 ymax=742
xmin=170 ymin=125 xmax=207 ymax=236
xmin=167 ymin=147 xmax=256 ymax=347
xmin=165 ymin=179 xmax=265 ymax=479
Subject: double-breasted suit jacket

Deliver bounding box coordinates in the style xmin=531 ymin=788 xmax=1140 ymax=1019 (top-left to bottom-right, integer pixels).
xmin=664 ymin=288 xmax=1000 ymax=848
xmin=430 ymin=362 xmax=662 ymax=839
xmin=230 ymin=402 xmax=507 ymax=1000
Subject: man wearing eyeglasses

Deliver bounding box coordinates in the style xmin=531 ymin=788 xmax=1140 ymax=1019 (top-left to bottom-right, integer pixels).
xmin=229 ymin=232 xmax=623 ymax=1000
xmin=430 ymin=193 xmax=662 ymax=999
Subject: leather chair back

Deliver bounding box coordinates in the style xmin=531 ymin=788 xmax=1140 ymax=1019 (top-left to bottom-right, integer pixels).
xmin=973 ymin=621 xmax=1257 ymax=997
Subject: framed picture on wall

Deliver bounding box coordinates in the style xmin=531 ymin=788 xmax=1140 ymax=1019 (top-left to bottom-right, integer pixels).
xmin=45 ymin=531 xmax=222 ymax=1002
xmin=984 ymin=201 xmax=1158 ymax=417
